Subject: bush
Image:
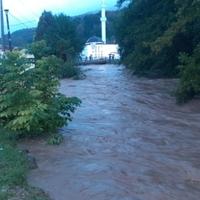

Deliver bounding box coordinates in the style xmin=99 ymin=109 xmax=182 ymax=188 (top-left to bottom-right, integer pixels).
xmin=60 ymin=61 xmax=81 ymax=79
xmin=47 ymin=133 xmax=64 ymax=145
xmin=0 ymin=51 xmax=81 ymax=135
xmin=176 ymin=44 xmax=200 ymax=103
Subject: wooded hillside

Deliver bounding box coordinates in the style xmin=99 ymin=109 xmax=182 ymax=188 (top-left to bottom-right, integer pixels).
xmin=116 ymin=0 xmax=200 ymax=102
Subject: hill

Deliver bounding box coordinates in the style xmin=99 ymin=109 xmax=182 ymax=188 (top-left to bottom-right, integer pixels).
xmin=3 ymin=10 xmax=119 ymax=48
xmin=11 ymin=28 xmax=36 ymax=48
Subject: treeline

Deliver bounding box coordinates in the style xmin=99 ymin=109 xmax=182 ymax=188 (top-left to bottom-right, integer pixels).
xmin=116 ymin=0 xmax=200 ymax=102
xmin=9 ymin=10 xmax=119 ymax=48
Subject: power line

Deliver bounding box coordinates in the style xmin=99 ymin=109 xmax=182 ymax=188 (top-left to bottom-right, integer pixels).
xmin=6 ymin=2 xmax=72 ymax=46
xmin=10 ymin=20 xmax=37 ymax=28
xmin=9 ymin=12 xmax=31 ymax=29
xmin=9 ymin=11 xmax=64 ymax=42
xmin=17 ymin=0 xmax=41 ymax=20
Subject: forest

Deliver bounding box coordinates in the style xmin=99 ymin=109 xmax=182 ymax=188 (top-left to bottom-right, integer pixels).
xmin=116 ymin=0 xmax=200 ymax=102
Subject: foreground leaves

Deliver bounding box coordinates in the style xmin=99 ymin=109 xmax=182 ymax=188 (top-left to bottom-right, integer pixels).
xmin=0 ymin=51 xmax=81 ymax=135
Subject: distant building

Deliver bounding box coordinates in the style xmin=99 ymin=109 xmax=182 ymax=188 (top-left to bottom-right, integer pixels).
xmin=81 ymin=0 xmax=120 ymax=61
xmin=81 ymin=36 xmax=120 ymax=60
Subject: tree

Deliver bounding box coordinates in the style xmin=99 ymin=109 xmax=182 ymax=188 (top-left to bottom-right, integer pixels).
xmin=176 ymin=45 xmax=200 ymax=103
xmin=35 ymin=11 xmax=82 ymax=62
xmin=0 ymin=51 xmax=81 ymax=135
xmin=116 ymin=0 xmax=200 ymax=101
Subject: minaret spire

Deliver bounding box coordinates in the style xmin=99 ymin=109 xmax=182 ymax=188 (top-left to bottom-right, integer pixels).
xmin=101 ymin=0 xmax=107 ymax=44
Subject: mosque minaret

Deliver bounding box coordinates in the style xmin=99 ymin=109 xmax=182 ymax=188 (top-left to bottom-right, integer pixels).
xmin=101 ymin=0 xmax=107 ymax=44
xmin=81 ymin=0 xmax=120 ymax=61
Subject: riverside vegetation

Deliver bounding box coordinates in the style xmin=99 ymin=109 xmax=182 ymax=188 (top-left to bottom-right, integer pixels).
xmin=0 ymin=129 xmax=51 ymax=200
xmin=0 ymin=50 xmax=81 ymax=199
xmin=116 ymin=0 xmax=200 ymax=103
xmin=0 ymin=11 xmax=82 ymax=199
xmin=1 ymin=1 xmax=200 ymax=198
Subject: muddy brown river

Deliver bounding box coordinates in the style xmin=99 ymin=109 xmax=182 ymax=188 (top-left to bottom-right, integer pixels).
xmin=21 ymin=64 xmax=200 ymax=200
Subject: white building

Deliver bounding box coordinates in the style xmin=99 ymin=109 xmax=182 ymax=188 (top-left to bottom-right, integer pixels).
xmin=81 ymin=36 xmax=120 ymax=60
xmin=81 ymin=0 xmax=120 ymax=61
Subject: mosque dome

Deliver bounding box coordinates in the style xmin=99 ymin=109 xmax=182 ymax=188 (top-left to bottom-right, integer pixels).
xmin=86 ymin=36 xmax=103 ymax=44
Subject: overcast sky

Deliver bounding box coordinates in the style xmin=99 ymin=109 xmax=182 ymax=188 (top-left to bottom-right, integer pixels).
xmin=3 ymin=0 xmax=118 ymax=32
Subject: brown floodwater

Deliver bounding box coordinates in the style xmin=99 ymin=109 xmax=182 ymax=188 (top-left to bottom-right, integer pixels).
xmin=20 ymin=64 xmax=200 ymax=200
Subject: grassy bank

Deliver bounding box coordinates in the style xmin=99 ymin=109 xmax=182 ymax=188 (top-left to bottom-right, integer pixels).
xmin=0 ymin=130 xmax=50 ymax=200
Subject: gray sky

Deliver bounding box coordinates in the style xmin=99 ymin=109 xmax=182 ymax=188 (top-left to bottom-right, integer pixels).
xmin=3 ymin=0 xmax=117 ymax=32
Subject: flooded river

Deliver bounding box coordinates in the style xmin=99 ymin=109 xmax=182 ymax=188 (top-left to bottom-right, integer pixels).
xmin=21 ymin=64 xmax=200 ymax=200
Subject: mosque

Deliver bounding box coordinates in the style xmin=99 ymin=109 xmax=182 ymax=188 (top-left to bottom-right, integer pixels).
xmin=81 ymin=0 xmax=120 ymax=61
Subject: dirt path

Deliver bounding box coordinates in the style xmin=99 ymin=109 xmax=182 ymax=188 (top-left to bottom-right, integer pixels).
xmin=21 ymin=64 xmax=200 ymax=200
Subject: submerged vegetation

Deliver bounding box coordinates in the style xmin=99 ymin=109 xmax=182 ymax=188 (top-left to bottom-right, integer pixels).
xmin=116 ymin=0 xmax=200 ymax=102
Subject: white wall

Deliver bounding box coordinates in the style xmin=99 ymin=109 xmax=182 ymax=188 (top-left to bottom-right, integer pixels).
xmin=81 ymin=43 xmax=120 ymax=60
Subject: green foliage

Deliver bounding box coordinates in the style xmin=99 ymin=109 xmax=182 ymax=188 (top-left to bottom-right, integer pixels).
xmin=47 ymin=134 xmax=64 ymax=145
xmin=0 ymin=129 xmax=27 ymax=189
xmin=0 ymin=51 xmax=81 ymax=135
xmin=28 ymin=40 xmax=52 ymax=59
xmin=60 ymin=61 xmax=81 ymax=79
xmin=0 ymin=129 xmax=50 ymax=199
xmin=176 ymin=44 xmax=200 ymax=103
xmin=116 ymin=0 xmax=200 ymax=101
xmin=33 ymin=12 xmax=85 ymax=79
xmin=0 ymin=144 xmax=27 ymax=187
xmin=116 ymin=0 xmax=180 ymax=77
xmin=35 ymin=11 xmax=83 ymax=62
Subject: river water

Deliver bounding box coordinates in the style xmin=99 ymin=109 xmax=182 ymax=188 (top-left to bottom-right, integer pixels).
xmin=21 ymin=64 xmax=200 ymax=200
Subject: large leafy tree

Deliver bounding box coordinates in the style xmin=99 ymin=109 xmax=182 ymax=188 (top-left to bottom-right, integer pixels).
xmin=116 ymin=0 xmax=178 ymax=77
xmin=0 ymin=51 xmax=81 ymax=135
xmin=35 ymin=11 xmax=82 ymax=62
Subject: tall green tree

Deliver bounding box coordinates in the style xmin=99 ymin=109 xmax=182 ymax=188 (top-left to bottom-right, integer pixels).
xmin=35 ymin=11 xmax=82 ymax=62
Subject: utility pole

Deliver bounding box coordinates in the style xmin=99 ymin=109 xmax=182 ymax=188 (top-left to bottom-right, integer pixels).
xmin=0 ymin=0 xmax=5 ymax=51
xmin=4 ymin=9 xmax=12 ymax=51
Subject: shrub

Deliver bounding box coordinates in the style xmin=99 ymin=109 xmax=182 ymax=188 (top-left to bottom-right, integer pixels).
xmin=60 ymin=61 xmax=81 ymax=79
xmin=176 ymin=44 xmax=200 ymax=103
xmin=47 ymin=134 xmax=64 ymax=145
xmin=0 ymin=51 xmax=81 ymax=135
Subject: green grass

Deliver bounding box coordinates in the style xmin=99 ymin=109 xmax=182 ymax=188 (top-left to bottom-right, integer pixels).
xmin=0 ymin=129 xmax=50 ymax=200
